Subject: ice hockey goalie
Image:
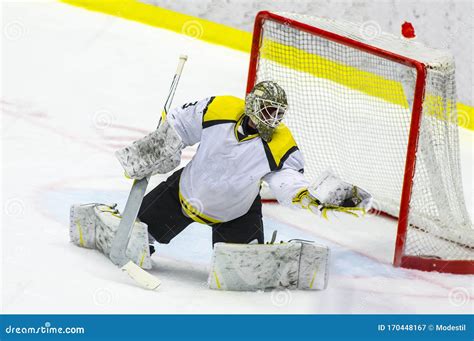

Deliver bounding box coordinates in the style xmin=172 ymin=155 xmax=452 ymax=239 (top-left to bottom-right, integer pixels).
xmin=72 ymin=81 xmax=372 ymax=291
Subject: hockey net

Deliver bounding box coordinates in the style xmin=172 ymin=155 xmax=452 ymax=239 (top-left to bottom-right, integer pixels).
xmin=249 ymin=12 xmax=474 ymax=274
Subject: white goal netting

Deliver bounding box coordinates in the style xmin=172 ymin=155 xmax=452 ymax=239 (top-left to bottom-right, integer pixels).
xmin=253 ymin=13 xmax=473 ymax=263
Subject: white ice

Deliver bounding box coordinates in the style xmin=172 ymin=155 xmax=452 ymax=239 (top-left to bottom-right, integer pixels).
xmin=1 ymin=1 xmax=473 ymax=314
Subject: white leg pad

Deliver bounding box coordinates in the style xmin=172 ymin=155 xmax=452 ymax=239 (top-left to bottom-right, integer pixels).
xmin=208 ymin=241 xmax=329 ymax=291
xmin=69 ymin=204 xmax=98 ymax=249
xmin=70 ymin=203 xmax=152 ymax=269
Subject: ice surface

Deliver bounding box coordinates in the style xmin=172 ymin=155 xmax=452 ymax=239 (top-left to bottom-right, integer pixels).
xmin=1 ymin=1 xmax=473 ymax=314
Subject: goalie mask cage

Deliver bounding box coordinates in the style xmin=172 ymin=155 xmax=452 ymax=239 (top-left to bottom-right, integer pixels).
xmin=247 ymin=11 xmax=474 ymax=274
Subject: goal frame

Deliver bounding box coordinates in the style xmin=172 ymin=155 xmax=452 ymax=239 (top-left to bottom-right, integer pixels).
xmin=247 ymin=11 xmax=474 ymax=274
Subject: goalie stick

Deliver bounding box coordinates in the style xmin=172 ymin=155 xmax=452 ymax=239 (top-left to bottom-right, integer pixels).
xmin=109 ymin=55 xmax=188 ymax=290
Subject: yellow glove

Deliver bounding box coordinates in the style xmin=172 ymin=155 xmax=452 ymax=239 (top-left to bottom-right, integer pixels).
xmin=292 ymin=187 xmax=370 ymax=219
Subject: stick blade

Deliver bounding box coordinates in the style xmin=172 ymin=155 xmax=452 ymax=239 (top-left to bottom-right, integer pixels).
xmin=121 ymin=261 xmax=161 ymax=290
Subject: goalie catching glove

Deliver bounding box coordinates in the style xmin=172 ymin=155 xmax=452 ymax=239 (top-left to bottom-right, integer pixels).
xmin=293 ymin=171 xmax=373 ymax=218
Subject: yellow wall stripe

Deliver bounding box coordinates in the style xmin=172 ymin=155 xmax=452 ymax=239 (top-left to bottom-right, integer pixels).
xmin=60 ymin=0 xmax=474 ymax=130
xmin=60 ymin=0 xmax=252 ymax=52
xmin=261 ymin=40 xmax=408 ymax=108
xmin=457 ymin=102 xmax=474 ymax=131
xmin=262 ymin=39 xmax=469 ymax=129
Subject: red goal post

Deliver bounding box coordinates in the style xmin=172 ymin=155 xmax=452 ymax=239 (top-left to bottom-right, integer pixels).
xmin=247 ymin=11 xmax=474 ymax=274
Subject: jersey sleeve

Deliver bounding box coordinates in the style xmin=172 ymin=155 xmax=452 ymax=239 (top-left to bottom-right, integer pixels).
xmin=263 ymin=149 xmax=310 ymax=207
xmin=164 ymin=97 xmax=214 ymax=147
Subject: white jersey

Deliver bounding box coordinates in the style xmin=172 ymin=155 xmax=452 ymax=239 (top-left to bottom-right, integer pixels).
xmin=165 ymin=96 xmax=309 ymax=223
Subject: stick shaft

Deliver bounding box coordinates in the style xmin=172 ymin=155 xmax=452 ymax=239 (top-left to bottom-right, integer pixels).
xmin=162 ymin=55 xmax=188 ymax=122
xmin=109 ymin=55 xmax=188 ymax=267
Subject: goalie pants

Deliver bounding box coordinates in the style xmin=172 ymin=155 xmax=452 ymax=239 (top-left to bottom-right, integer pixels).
xmin=138 ymin=168 xmax=264 ymax=245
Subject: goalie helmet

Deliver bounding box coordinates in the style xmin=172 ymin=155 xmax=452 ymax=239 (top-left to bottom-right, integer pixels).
xmin=245 ymin=81 xmax=288 ymax=142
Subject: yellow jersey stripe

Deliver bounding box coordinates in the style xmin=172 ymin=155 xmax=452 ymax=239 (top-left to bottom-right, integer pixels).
xmin=202 ymin=96 xmax=245 ymax=125
xmin=262 ymin=123 xmax=298 ymax=170
xmin=233 ymin=114 xmax=259 ymax=142
xmin=178 ymin=190 xmax=222 ymax=225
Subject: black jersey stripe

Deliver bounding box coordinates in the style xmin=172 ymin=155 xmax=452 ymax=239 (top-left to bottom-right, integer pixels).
xmin=203 ymin=119 xmax=237 ymax=129
xmin=277 ymin=146 xmax=299 ymax=170
xmin=262 ymin=142 xmax=299 ymax=171
xmin=179 ymin=197 xmax=218 ymax=225
xmin=262 ymin=140 xmax=278 ymax=171
xmin=201 ymin=96 xmax=216 ymax=121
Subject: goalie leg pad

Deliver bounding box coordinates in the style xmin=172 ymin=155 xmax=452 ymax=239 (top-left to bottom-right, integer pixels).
xmin=69 ymin=203 xmax=152 ymax=269
xmin=298 ymin=242 xmax=330 ymax=290
xmin=70 ymin=204 xmax=97 ymax=249
xmin=208 ymin=241 xmax=329 ymax=291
